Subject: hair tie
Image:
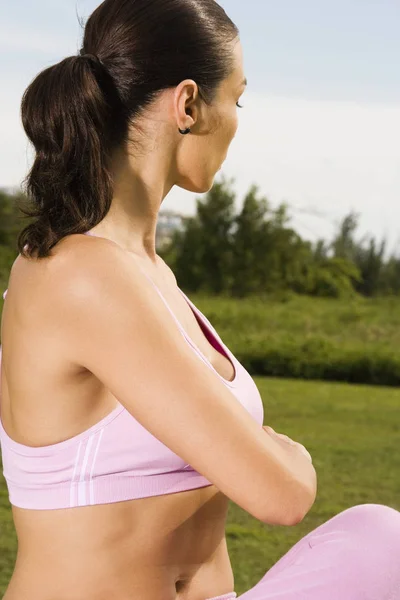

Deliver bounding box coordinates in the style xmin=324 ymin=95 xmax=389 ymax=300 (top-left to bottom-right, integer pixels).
xmin=79 ymin=50 xmax=105 ymax=70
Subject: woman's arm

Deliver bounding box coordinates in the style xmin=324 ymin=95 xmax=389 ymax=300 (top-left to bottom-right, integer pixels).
xmin=53 ymin=237 xmax=316 ymax=526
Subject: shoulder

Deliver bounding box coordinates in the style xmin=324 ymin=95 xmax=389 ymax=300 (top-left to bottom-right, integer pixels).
xmin=47 ymin=235 xmax=177 ymax=315
xmin=52 ymin=234 xmax=141 ymax=299
xmin=30 ymin=235 xmax=141 ymax=326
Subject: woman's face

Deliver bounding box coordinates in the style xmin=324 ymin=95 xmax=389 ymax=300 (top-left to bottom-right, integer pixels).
xmin=175 ymin=39 xmax=247 ymax=193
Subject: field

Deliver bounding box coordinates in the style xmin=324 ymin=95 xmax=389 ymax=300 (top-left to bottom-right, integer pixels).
xmin=184 ymin=293 xmax=400 ymax=385
xmin=1 ymin=376 xmax=399 ymax=597
xmin=196 ymin=293 xmax=400 ymax=351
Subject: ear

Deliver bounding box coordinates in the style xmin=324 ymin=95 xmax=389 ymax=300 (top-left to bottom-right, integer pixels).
xmin=173 ymin=79 xmax=201 ymax=131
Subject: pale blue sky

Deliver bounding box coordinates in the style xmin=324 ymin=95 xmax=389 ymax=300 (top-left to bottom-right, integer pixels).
xmin=1 ymin=1 xmax=399 ymax=249
xmin=226 ymin=0 xmax=400 ymax=105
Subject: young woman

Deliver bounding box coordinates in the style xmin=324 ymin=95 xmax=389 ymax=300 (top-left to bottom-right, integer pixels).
xmin=1 ymin=1 xmax=399 ymax=599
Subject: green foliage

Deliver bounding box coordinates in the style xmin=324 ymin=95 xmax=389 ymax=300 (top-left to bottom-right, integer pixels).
xmin=230 ymin=184 xmax=270 ymax=297
xmin=380 ymin=256 xmax=400 ymax=295
xmin=3 ymin=182 xmax=400 ymax=299
xmin=0 ymin=245 xmax=17 ymax=290
xmin=0 ymin=190 xmax=24 ymax=248
xmin=162 ymin=179 xmax=395 ymax=299
xmin=173 ymin=175 xmax=237 ymax=294
xmin=331 ymin=212 xmax=391 ymax=297
xmin=187 ymin=293 xmax=400 ymax=386
xmin=307 ymin=257 xmax=361 ymax=298
xmin=0 ymin=191 xmax=22 ymax=293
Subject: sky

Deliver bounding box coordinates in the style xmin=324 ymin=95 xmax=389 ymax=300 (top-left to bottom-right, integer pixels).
xmin=1 ymin=0 xmax=399 ymax=252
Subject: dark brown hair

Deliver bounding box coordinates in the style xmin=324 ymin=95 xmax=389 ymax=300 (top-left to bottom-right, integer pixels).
xmin=17 ymin=0 xmax=239 ymax=259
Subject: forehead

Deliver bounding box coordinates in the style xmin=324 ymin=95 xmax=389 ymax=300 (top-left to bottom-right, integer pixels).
xmin=213 ymin=39 xmax=246 ymax=99
xmin=227 ymin=40 xmax=245 ymax=86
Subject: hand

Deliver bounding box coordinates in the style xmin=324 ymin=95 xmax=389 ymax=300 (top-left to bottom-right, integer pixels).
xmin=262 ymin=425 xmax=313 ymax=464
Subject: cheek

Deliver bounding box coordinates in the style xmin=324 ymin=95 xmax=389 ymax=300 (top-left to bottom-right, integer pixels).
xmin=200 ymin=109 xmax=238 ymax=165
xmin=222 ymin=124 xmax=237 ymax=154
xmin=233 ymin=116 xmax=239 ymax=138
xmin=228 ymin=112 xmax=239 ymax=141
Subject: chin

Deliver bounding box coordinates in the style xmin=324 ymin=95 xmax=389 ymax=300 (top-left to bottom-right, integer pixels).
xmin=177 ymin=173 xmax=217 ymax=194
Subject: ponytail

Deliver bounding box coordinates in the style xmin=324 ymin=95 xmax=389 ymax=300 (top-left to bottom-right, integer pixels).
xmin=17 ymin=54 xmax=127 ymax=258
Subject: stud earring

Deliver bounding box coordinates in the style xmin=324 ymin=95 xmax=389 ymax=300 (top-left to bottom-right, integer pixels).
xmin=179 ymin=127 xmax=191 ymax=135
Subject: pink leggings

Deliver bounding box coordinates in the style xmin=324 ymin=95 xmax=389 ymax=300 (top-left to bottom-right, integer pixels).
xmin=206 ymin=503 xmax=400 ymax=600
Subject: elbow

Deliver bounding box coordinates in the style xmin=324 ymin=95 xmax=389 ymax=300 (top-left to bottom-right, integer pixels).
xmin=284 ymin=508 xmax=309 ymax=527
xmin=282 ymin=495 xmax=317 ymax=527
xmin=288 ymin=478 xmax=318 ymax=526
xmin=257 ymin=506 xmax=305 ymax=527
xmin=259 ymin=477 xmax=318 ymax=527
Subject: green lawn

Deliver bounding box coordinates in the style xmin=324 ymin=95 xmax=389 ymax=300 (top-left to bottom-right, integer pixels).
xmin=184 ymin=293 xmax=400 ymax=386
xmin=191 ymin=293 xmax=400 ymax=354
xmin=1 ymin=377 xmax=399 ymax=597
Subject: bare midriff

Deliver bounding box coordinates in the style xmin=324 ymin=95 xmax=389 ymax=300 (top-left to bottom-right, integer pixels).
xmin=5 ymin=487 xmax=235 ymax=600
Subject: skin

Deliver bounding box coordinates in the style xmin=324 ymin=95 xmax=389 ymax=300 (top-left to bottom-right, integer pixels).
xmin=1 ymin=39 xmax=248 ymax=600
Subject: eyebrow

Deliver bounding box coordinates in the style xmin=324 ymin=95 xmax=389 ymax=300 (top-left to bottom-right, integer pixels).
xmin=241 ymin=77 xmax=248 ymax=87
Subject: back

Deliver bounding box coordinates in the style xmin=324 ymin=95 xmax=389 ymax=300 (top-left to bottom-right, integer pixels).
xmin=0 ymin=245 xmax=121 ymax=452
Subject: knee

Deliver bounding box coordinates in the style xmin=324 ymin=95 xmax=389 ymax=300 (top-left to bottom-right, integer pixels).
xmin=338 ymin=503 xmax=400 ymax=538
xmin=346 ymin=503 xmax=400 ymax=520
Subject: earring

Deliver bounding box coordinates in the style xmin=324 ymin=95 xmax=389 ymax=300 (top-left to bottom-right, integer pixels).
xmin=179 ymin=127 xmax=191 ymax=135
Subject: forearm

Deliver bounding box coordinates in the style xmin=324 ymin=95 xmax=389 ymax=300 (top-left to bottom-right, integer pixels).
xmin=263 ymin=427 xmax=318 ymax=522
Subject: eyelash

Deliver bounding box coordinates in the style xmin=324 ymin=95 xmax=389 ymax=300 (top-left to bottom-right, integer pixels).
xmin=236 ymin=102 xmax=244 ymax=108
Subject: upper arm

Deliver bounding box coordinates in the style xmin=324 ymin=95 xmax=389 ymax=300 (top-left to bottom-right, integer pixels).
xmin=56 ymin=240 xmax=308 ymax=526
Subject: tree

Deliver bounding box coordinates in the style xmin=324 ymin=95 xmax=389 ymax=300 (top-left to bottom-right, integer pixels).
xmin=173 ymin=175 xmax=237 ymax=294
xmin=332 ymin=212 xmax=386 ymax=297
xmin=230 ymin=184 xmax=270 ymax=297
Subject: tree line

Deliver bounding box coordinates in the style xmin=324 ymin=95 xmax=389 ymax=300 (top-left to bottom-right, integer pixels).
xmin=1 ymin=181 xmax=399 ymax=299
xmin=161 ymin=177 xmax=400 ymax=298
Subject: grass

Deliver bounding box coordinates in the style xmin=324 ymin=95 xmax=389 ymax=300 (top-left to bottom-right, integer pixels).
xmin=1 ymin=376 xmax=399 ymax=597
xmin=181 ymin=293 xmax=400 ymax=385
xmin=189 ymin=293 xmax=400 ymax=354
xmin=226 ymin=376 xmax=400 ymax=594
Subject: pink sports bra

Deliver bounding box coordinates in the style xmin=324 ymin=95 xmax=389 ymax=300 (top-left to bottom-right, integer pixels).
xmin=0 ymin=232 xmax=264 ymax=510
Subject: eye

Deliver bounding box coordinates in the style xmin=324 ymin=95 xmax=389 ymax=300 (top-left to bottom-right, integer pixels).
xmin=236 ymin=101 xmax=244 ymax=108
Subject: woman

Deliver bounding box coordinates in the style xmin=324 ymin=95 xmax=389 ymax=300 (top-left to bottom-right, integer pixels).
xmin=1 ymin=1 xmax=400 ymax=599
